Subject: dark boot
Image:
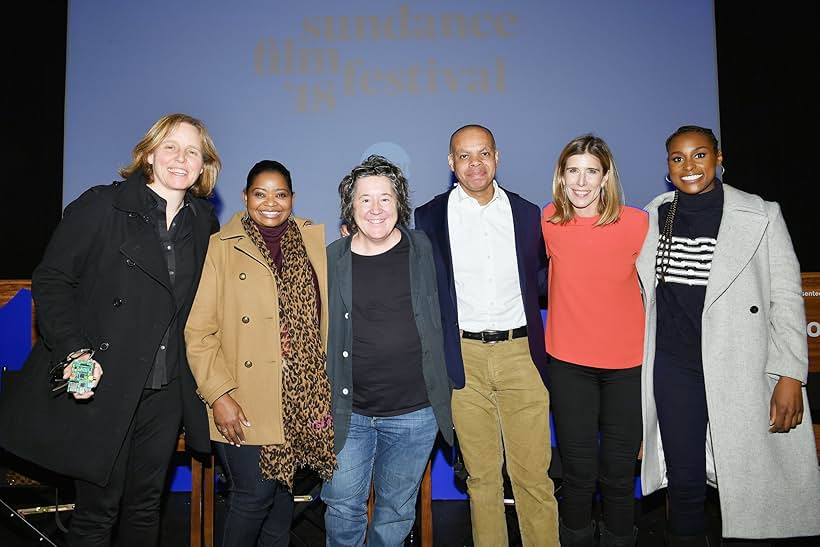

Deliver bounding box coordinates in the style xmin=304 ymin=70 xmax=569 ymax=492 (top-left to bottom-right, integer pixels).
xmin=559 ymin=519 xmax=596 ymax=547
xmin=599 ymin=521 xmax=637 ymax=547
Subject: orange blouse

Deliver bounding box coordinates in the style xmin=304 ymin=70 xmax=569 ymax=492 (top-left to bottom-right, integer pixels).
xmin=541 ymin=204 xmax=648 ymax=369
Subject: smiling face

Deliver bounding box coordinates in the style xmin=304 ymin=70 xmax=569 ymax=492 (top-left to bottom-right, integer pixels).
xmin=562 ymin=153 xmax=609 ymax=217
xmin=667 ymin=131 xmax=723 ymax=195
xmin=352 ymin=175 xmax=399 ymax=249
xmin=448 ymin=126 xmax=499 ymax=205
xmin=146 ymin=122 xmax=204 ymax=199
xmin=243 ymin=170 xmax=294 ymax=228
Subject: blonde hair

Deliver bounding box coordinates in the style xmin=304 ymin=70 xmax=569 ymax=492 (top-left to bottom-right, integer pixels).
xmin=119 ymin=113 xmax=221 ymax=198
xmin=546 ymin=134 xmax=624 ymax=226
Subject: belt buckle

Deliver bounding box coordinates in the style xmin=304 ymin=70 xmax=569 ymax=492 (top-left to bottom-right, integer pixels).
xmin=481 ymin=330 xmax=498 ymax=344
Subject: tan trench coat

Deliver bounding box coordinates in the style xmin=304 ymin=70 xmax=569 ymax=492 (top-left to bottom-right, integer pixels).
xmin=185 ymin=213 xmax=328 ymax=446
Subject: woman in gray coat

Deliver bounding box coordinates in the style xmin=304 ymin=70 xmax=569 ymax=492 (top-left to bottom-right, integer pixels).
xmin=637 ymin=125 xmax=820 ymax=544
xmin=323 ymin=155 xmax=453 ymax=547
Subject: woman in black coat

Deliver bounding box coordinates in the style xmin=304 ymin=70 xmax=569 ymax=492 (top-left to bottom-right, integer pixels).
xmin=0 ymin=113 xmax=221 ymax=546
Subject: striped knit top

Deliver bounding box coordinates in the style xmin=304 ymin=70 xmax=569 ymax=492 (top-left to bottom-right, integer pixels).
xmin=655 ymin=181 xmax=724 ymax=363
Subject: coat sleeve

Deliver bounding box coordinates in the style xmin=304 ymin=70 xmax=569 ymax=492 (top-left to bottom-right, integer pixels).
xmin=763 ymin=202 xmax=809 ymax=383
xmin=32 ymin=187 xmax=109 ymax=360
xmin=184 ymin=240 xmax=239 ymax=405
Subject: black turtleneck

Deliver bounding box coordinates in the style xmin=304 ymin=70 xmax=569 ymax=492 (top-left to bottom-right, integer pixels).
xmin=655 ymin=181 xmax=724 ymax=366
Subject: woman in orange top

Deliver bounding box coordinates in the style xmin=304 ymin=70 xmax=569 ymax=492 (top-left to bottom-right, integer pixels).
xmin=542 ymin=134 xmax=648 ymax=546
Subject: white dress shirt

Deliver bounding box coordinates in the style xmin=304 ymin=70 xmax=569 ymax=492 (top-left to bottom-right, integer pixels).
xmin=447 ymin=181 xmax=526 ymax=332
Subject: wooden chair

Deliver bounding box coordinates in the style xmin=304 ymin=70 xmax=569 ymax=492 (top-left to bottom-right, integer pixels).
xmin=0 ymin=280 xmax=215 ymax=547
xmin=178 ymin=436 xmax=215 ymax=547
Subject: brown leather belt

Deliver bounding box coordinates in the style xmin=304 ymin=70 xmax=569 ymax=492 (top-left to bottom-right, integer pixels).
xmin=461 ymin=326 xmax=527 ymax=343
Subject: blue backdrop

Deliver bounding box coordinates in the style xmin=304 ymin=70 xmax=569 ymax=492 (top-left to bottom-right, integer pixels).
xmin=39 ymin=0 xmax=721 ymax=497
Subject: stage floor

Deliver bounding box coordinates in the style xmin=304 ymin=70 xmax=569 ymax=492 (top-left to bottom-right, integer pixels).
xmin=1 ymin=481 xmax=818 ymax=546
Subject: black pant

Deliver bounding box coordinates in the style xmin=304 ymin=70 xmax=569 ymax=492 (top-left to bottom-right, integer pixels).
xmin=654 ymin=349 xmax=709 ymax=536
xmin=215 ymin=443 xmax=294 ymax=547
xmin=549 ymin=357 xmax=642 ymax=536
xmin=67 ymin=380 xmax=182 ymax=547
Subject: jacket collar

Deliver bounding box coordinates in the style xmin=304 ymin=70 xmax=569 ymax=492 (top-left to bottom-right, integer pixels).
xmin=638 ymin=184 xmax=769 ymax=311
xmin=112 ymin=168 xmax=199 ymax=218
xmin=220 ymin=212 xmax=315 ymax=273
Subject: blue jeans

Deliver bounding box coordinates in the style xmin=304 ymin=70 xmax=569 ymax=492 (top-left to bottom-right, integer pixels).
xmin=322 ymin=406 xmax=438 ymax=547
xmin=215 ymin=443 xmax=294 ymax=547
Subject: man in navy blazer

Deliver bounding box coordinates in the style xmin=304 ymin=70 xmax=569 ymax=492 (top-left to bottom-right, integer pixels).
xmin=414 ymin=125 xmax=558 ymax=546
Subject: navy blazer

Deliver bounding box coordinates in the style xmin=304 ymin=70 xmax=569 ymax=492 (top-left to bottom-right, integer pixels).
xmin=414 ymin=185 xmax=549 ymax=389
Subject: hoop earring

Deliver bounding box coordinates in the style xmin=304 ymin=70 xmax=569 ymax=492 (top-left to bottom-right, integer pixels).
xmin=665 ymin=173 xmax=672 ymax=184
xmin=719 ymin=165 xmax=725 ymax=178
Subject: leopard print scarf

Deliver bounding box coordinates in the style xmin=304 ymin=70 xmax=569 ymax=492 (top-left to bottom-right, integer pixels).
xmin=241 ymin=214 xmax=335 ymax=489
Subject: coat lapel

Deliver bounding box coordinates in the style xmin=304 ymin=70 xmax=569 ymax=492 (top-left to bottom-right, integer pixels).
xmin=429 ymin=193 xmax=458 ymax=308
xmin=335 ymin=237 xmax=353 ymax=314
xmin=507 ymin=191 xmax=529 ymax=293
xmin=703 ymin=187 xmax=768 ymax=311
xmin=119 ymin=230 xmax=173 ymax=293
xmin=112 ymin=178 xmax=173 ymax=293
xmin=402 ymin=226 xmax=423 ymax=313
xmin=219 ymin=214 xmax=272 ymax=273
xmin=233 ymin=237 xmax=272 ymax=272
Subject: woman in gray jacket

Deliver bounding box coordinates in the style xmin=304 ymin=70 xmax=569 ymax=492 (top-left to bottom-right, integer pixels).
xmin=638 ymin=125 xmax=820 ymax=544
xmin=322 ymin=155 xmax=453 ymax=547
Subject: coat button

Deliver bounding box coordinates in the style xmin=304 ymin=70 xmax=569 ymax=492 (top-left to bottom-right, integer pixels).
xmin=344 ymin=312 xmax=349 ymax=319
xmin=99 ymin=342 xmax=110 ymax=351
xmin=342 ymin=350 xmax=349 ymax=358
xmin=750 ymin=305 xmax=759 ymax=314
xmin=112 ymin=298 xmax=123 ymax=307
xmin=239 ymin=273 xmax=247 ymax=280
xmin=244 ymin=360 xmax=253 ymax=368
xmin=125 ymin=258 xmax=136 ymax=267
xmin=241 ymin=316 xmax=250 ymax=324
xmin=341 ymin=387 xmax=349 ymax=395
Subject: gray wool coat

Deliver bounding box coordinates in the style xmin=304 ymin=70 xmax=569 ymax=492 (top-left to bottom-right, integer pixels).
xmin=637 ymin=184 xmax=820 ymax=539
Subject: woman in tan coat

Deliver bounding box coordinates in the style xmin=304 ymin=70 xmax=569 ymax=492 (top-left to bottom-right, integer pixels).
xmin=185 ymin=160 xmax=335 ymax=547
